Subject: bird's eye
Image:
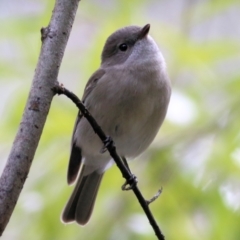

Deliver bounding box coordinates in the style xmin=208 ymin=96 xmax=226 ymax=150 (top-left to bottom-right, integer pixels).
xmin=119 ymin=43 xmax=128 ymax=51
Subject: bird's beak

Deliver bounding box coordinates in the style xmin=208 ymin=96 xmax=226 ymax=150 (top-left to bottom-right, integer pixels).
xmin=138 ymin=24 xmax=150 ymax=40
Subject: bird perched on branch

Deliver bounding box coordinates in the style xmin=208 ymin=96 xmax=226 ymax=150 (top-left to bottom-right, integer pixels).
xmin=61 ymin=24 xmax=171 ymax=225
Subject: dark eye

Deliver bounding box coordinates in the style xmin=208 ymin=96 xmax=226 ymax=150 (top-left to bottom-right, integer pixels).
xmin=119 ymin=43 xmax=128 ymax=51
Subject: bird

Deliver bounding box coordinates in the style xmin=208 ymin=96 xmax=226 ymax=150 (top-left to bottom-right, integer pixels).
xmin=61 ymin=24 xmax=171 ymax=225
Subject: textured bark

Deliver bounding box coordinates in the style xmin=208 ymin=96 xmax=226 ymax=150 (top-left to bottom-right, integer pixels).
xmin=0 ymin=0 xmax=80 ymax=235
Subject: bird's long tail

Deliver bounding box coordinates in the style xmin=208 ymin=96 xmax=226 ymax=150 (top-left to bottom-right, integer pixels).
xmin=61 ymin=165 xmax=104 ymax=225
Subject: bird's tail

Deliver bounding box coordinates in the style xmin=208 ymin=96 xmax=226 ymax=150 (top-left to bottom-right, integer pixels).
xmin=61 ymin=165 xmax=104 ymax=225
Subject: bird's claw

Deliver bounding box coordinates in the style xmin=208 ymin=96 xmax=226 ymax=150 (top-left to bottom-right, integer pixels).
xmin=121 ymin=174 xmax=138 ymax=191
xmin=100 ymin=136 xmax=114 ymax=153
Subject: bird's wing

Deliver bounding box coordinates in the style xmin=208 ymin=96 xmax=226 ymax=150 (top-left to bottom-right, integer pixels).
xmin=67 ymin=68 xmax=106 ymax=185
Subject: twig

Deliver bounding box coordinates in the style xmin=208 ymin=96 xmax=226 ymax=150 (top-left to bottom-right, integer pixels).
xmin=147 ymin=188 xmax=163 ymax=205
xmin=0 ymin=0 xmax=80 ymax=235
xmin=53 ymin=84 xmax=165 ymax=240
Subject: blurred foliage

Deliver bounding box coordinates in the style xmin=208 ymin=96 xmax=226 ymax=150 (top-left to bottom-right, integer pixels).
xmin=0 ymin=0 xmax=240 ymax=239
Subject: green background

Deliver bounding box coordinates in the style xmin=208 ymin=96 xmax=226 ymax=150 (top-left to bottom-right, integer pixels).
xmin=0 ymin=0 xmax=240 ymax=239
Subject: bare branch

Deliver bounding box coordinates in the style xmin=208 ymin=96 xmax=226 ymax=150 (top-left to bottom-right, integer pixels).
xmin=0 ymin=0 xmax=80 ymax=235
xmin=53 ymin=84 xmax=165 ymax=240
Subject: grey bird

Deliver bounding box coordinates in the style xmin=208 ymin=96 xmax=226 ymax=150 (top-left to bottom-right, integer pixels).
xmin=61 ymin=24 xmax=171 ymax=225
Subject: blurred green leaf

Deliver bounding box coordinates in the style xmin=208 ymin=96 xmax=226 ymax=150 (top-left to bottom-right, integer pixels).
xmin=1 ymin=0 xmax=240 ymax=239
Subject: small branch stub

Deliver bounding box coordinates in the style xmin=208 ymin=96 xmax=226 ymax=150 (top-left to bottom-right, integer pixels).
xmin=41 ymin=27 xmax=57 ymax=42
xmin=147 ymin=188 xmax=163 ymax=205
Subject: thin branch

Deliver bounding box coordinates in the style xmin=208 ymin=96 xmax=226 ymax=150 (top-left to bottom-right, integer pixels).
xmin=53 ymin=84 xmax=165 ymax=240
xmin=0 ymin=0 xmax=80 ymax=235
xmin=147 ymin=188 xmax=163 ymax=205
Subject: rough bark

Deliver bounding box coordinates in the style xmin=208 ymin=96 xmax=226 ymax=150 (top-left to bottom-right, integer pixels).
xmin=0 ymin=0 xmax=80 ymax=235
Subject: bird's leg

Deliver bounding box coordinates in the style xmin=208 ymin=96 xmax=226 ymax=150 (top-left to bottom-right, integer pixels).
xmin=100 ymin=140 xmax=138 ymax=190
xmin=121 ymin=156 xmax=131 ymax=173
xmin=121 ymin=156 xmax=138 ymax=191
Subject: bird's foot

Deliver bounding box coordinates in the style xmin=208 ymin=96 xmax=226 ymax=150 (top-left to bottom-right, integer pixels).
xmin=121 ymin=174 xmax=138 ymax=191
xmin=100 ymin=136 xmax=114 ymax=154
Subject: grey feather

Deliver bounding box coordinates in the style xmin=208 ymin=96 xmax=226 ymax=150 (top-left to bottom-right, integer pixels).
xmin=61 ymin=24 xmax=171 ymax=225
xmin=62 ymin=165 xmax=103 ymax=225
